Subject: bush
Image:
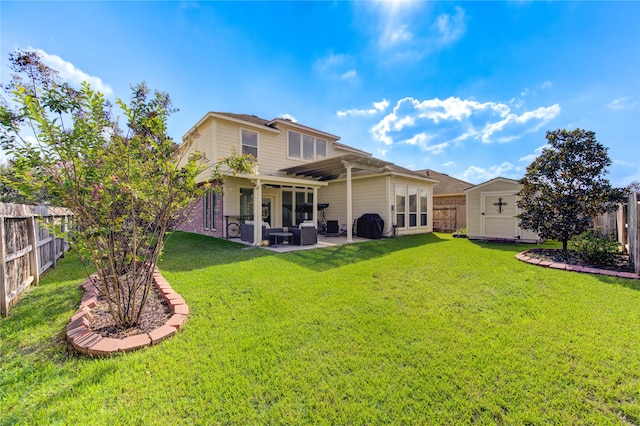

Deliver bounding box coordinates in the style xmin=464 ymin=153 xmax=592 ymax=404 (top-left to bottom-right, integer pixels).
xmin=569 ymin=230 xmax=620 ymax=266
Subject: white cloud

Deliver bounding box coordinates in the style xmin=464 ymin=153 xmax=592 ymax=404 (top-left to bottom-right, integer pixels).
xmin=376 ymin=6 xmax=466 ymax=61
xmin=381 ymin=24 xmax=413 ymax=46
xmin=442 ymin=161 xmax=455 ymax=167
xmin=370 ymin=96 xmax=560 ymax=151
xmin=520 ymin=88 xmax=529 ymax=97
xmin=32 ymin=48 xmax=113 ymax=96
xmin=540 ymin=81 xmax=552 ymax=89
xmin=519 ymin=144 xmax=548 ymax=162
xmin=278 ymin=113 xmax=297 ymax=123
xmin=456 ymin=162 xmax=521 ymax=184
xmin=340 ymin=70 xmax=357 ymax=81
xmin=606 ymin=97 xmax=638 ymax=110
xmin=337 ymin=98 xmax=389 ymax=117
xmin=433 ymin=7 xmax=466 ymax=46
xmin=314 ymin=53 xmax=357 ymax=82
xmin=480 ymin=105 xmax=560 ymax=143
xmin=613 ymin=159 xmax=636 ymax=168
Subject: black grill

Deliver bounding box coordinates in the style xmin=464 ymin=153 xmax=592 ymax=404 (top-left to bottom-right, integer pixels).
xmin=356 ymin=213 xmax=384 ymax=239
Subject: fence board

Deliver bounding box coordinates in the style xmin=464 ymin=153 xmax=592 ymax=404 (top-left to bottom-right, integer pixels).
xmin=628 ymin=193 xmax=640 ymax=275
xmin=0 ymin=203 xmax=72 ymax=316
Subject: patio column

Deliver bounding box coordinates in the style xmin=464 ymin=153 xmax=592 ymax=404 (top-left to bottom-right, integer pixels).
xmin=346 ymin=165 xmax=353 ymax=242
xmin=312 ymin=187 xmax=318 ymax=228
xmin=253 ymin=179 xmax=262 ymax=246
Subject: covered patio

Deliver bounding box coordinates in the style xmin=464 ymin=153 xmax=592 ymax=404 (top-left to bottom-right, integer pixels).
xmin=236 ymin=233 xmax=372 ymax=253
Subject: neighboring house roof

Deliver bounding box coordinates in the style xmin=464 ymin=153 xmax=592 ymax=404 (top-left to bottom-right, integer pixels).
xmin=463 ymin=176 xmax=522 ymax=192
xmin=418 ymin=169 xmax=472 ymax=196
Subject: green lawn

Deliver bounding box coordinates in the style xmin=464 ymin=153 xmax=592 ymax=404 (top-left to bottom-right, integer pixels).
xmin=2 ymin=232 xmax=640 ymax=424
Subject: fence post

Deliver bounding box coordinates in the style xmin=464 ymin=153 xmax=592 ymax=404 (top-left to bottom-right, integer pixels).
xmin=50 ymin=216 xmax=57 ymax=270
xmin=0 ymin=217 xmax=7 ymax=317
xmin=26 ymin=216 xmax=40 ymax=287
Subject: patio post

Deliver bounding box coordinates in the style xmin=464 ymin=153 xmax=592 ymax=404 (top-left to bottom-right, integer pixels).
xmin=346 ymin=165 xmax=353 ymax=242
xmin=253 ymin=179 xmax=262 ymax=246
xmin=312 ymin=187 xmax=318 ymax=228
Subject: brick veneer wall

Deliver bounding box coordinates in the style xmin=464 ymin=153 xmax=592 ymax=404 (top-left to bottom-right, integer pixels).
xmin=174 ymin=194 xmax=225 ymax=238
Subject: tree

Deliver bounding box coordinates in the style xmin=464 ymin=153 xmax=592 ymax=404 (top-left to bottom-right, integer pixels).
xmin=517 ymin=128 xmax=626 ymax=251
xmin=0 ymin=50 xmax=254 ymax=329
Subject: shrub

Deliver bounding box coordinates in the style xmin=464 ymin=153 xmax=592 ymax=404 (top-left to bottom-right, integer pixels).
xmin=569 ymin=230 xmax=620 ymax=266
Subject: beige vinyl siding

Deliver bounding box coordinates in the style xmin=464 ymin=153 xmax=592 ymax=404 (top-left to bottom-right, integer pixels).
xmin=182 ymin=116 xmax=357 ymax=184
xmin=319 ymin=175 xmax=433 ymax=236
xmin=319 ymin=177 xmax=391 ymax=232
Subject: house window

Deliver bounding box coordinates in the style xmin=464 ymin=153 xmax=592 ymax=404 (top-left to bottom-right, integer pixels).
xmin=316 ymin=139 xmax=326 ymax=160
xmin=408 ymin=187 xmax=417 ymax=227
xmin=281 ymin=188 xmax=313 ymax=227
xmin=203 ymin=191 xmax=216 ymax=230
xmin=288 ymin=130 xmax=327 ymax=161
xmin=396 ymin=185 xmax=406 ymax=228
xmin=303 ymin=135 xmax=314 ymax=160
xmin=420 ymin=188 xmax=428 ymax=226
xmin=240 ymin=187 xmax=254 ymax=220
xmin=241 ymin=129 xmax=258 ymax=159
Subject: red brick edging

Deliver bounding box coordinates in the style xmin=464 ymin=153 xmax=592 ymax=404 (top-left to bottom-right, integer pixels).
xmin=515 ymin=251 xmax=640 ymax=280
xmin=66 ymin=269 xmax=188 ymax=356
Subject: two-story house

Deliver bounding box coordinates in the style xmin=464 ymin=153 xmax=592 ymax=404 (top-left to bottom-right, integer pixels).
xmin=176 ymin=112 xmax=438 ymax=245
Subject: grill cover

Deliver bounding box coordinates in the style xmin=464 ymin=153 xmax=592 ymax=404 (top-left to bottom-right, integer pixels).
xmin=356 ymin=213 xmax=384 ymax=239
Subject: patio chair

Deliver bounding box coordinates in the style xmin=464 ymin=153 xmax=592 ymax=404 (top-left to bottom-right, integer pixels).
xmin=291 ymin=223 xmax=317 ymax=245
xmin=325 ymin=220 xmax=340 ymax=237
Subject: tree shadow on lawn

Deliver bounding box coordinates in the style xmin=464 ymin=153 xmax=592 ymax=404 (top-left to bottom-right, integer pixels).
xmin=159 ymin=231 xmax=446 ymax=273
xmin=1 ymin=254 xmax=85 ymax=346
xmin=159 ymin=231 xmax=272 ymax=272
xmin=469 ymin=240 xmax=548 ymax=254
xmin=281 ymin=233 xmax=446 ymax=272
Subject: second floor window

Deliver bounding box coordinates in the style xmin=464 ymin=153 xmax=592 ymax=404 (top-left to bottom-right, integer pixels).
xmin=242 ymin=129 xmax=258 ymax=158
xmin=288 ymin=130 xmax=326 ymax=161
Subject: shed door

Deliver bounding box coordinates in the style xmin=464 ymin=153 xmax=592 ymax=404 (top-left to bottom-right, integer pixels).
xmin=481 ymin=193 xmax=518 ymax=238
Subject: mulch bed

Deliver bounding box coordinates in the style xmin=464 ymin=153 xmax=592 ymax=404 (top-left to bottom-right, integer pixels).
xmin=525 ymin=248 xmax=634 ymax=274
xmin=89 ymin=282 xmax=172 ymax=339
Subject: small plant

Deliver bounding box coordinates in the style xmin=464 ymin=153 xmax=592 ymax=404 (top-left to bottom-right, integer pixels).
xmin=569 ymin=229 xmax=620 ymax=266
xmin=453 ymin=228 xmax=467 ymax=238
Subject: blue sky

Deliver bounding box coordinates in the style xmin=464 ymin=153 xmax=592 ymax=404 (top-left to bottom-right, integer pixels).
xmin=1 ymin=1 xmax=638 ymax=185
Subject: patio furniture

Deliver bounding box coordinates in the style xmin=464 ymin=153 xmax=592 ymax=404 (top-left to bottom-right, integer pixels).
xmin=240 ymin=223 xmax=285 ymax=243
xmin=325 ymin=220 xmax=340 ymax=237
xmin=291 ymin=222 xmax=317 ymax=245
xmin=269 ymin=231 xmax=293 ymax=247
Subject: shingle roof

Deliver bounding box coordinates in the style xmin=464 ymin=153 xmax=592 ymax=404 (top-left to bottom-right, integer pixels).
xmin=418 ymin=169 xmax=472 ymax=195
xmin=212 ymin=112 xmax=275 ymax=128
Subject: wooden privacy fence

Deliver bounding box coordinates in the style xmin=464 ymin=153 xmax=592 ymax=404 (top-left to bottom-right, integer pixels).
xmin=628 ymin=192 xmax=640 ymax=275
xmin=433 ymin=205 xmax=466 ymax=233
xmin=593 ymin=193 xmax=640 ymax=275
xmin=0 ymin=203 xmax=72 ymax=316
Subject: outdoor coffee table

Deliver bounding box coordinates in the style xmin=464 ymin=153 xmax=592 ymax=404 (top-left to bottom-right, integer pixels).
xmin=269 ymin=232 xmax=293 ymax=247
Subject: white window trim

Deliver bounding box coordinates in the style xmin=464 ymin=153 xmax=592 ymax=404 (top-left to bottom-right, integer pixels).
xmin=240 ymin=128 xmax=259 ymax=158
xmin=287 ymin=130 xmax=327 ymax=162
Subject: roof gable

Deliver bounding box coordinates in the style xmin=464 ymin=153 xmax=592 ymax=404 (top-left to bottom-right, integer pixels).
xmin=418 ymin=169 xmax=472 ymax=195
xmin=464 ymin=176 xmax=522 ymax=192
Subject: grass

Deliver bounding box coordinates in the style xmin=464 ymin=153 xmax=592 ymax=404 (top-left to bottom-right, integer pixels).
xmin=2 ymin=232 xmax=640 ymax=424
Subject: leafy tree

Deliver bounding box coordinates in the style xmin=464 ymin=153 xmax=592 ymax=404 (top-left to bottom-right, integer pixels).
xmin=0 ymin=50 xmax=254 ymax=329
xmin=626 ymin=181 xmax=640 ymax=193
xmin=517 ymin=128 xmax=626 ymax=251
